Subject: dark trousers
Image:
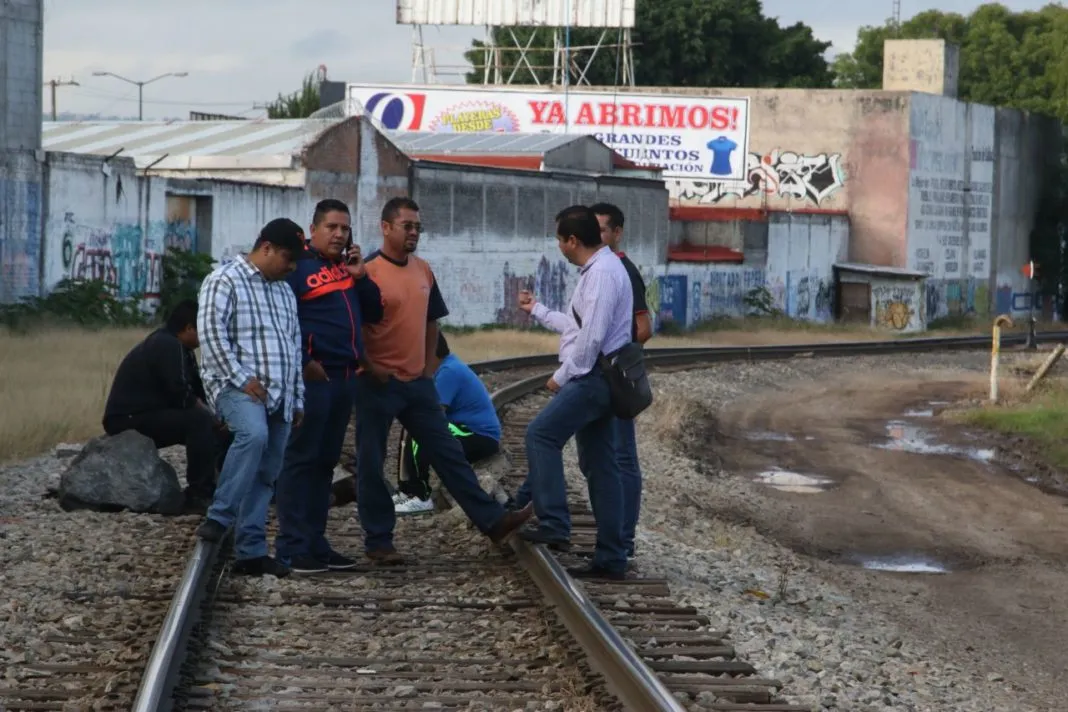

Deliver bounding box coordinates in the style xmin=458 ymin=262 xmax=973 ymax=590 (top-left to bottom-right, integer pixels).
xmin=399 ymin=424 xmax=500 ymax=501
xmin=355 ymin=374 xmax=506 ymax=552
xmin=513 ymin=369 xmax=627 ymax=573
xmin=274 ymin=374 xmax=356 ymax=563
xmin=103 ymin=408 xmax=231 ymax=499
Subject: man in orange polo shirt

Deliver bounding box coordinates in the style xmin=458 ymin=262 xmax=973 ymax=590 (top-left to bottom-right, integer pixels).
xmin=355 ymin=197 xmax=533 ymax=563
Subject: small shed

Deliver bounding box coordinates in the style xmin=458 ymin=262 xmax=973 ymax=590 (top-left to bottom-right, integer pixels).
xmin=833 ymin=263 xmax=928 ymax=332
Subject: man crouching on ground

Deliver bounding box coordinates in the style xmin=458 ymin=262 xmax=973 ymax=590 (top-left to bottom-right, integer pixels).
xmin=102 ymin=299 xmax=232 ymax=513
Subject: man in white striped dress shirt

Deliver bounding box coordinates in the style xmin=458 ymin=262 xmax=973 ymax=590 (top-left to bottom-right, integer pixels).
xmin=194 ymin=218 xmax=307 ymax=578
xmin=513 ymin=205 xmax=634 ymax=580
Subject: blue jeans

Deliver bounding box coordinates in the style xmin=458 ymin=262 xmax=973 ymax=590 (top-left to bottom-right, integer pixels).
xmin=354 ymin=374 xmax=506 ymax=552
xmin=515 ymin=371 xmax=627 ymax=573
xmin=616 ymin=417 xmax=642 ymax=556
xmin=206 ymin=387 xmax=291 ymax=561
xmin=274 ymin=373 xmax=356 ymax=564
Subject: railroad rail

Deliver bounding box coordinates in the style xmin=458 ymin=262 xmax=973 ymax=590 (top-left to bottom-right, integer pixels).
xmin=2 ymin=330 xmax=1063 ymax=712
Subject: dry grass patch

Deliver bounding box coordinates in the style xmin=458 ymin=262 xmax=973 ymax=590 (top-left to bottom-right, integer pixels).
xmin=639 ymin=389 xmax=706 ymax=444
xmin=0 ymin=327 xmax=149 ymax=462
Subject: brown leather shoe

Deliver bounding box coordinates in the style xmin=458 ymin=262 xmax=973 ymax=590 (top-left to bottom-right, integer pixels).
xmin=365 ymin=547 xmax=405 ymax=565
xmin=488 ymin=503 xmax=534 ymax=544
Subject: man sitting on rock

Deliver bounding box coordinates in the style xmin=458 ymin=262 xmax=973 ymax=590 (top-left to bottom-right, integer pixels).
xmin=103 ymin=299 xmax=231 ymax=512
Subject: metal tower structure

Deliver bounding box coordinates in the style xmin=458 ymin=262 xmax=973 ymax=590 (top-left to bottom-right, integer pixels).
xmin=397 ymin=0 xmax=636 ymax=87
xmin=892 ymin=0 xmax=902 ymax=30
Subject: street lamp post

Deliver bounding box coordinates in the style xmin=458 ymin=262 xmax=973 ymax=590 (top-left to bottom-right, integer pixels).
xmin=91 ymin=71 xmax=189 ymax=120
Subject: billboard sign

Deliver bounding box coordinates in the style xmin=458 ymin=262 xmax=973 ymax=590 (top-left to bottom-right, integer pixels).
xmin=396 ymin=0 xmax=637 ymax=28
xmin=348 ymin=83 xmax=751 ymax=181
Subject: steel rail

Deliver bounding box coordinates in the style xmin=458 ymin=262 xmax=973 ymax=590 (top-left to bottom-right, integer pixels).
xmin=134 ymin=328 xmax=1068 ymax=711
xmin=131 ymin=539 xmax=225 ymax=712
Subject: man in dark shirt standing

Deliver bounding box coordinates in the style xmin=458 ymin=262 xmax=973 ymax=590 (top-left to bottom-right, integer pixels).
xmin=354 ymin=197 xmax=533 ymax=563
xmin=103 ymin=299 xmax=230 ymax=512
xmin=273 ymin=199 xmax=384 ymax=574
xmin=591 ymin=203 xmax=652 ymax=558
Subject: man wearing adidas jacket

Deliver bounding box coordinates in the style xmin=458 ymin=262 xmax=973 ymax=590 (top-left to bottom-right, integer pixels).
xmin=273 ymin=199 xmax=384 ymax=574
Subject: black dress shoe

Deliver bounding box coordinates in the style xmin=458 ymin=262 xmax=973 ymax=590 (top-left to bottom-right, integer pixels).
xmin=232 ymin=555 xmax=290 ymax=578
xmin=567 ymin=564 xmax=626 ymax=581
xmin=195 ymin=518 xmax=227 ymax=542
xmin=517 ymin=524 xmax=571 ymax=552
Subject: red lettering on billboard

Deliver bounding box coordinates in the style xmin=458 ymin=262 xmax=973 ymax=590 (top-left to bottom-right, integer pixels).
xmin=530 ymin=98 xmax=742 ymax=131
xmin=529 ymin=100 xmax=565 ymax=125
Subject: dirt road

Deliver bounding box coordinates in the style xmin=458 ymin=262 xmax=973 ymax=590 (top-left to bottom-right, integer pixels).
xmin=698 ymin=369 xmax=1068 ymax=709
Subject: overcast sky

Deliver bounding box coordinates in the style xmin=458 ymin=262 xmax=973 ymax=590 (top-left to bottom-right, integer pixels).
xmin=41 ymin=0 xmax=1052 ymax=120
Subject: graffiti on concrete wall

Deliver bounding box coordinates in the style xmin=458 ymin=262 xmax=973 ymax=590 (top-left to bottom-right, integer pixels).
xmin=657 ymin=275 xmax=688 ymax=326
xmin=872 ymin=283 xmax=919 ymax=331
xmin=924 ymin=279 xmax=988 ymax=321
xmin=0 ymin=178 xmax=42 ymax=303
xmin=676 ymin=150 xmax=847 ymax=207
xmin=163 ymin=220 xmax=197 ymax=252
xmin=495 ymin=257 xmax=573 ymax=328
xmin=61 ymin=213 xmax=163 ymax=299
xmin=535 ymin=256 xmax=569 ymax=313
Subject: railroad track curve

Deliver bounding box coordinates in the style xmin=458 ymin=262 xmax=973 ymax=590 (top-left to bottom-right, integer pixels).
xmin=2 ymin=329 xmax=1061 ymax=712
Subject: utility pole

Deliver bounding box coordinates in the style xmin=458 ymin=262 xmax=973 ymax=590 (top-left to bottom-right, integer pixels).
xmin=91 ymin=71 xmax=189 ymax=120
xmin=44 ymin=78 xmax=79 ymax=121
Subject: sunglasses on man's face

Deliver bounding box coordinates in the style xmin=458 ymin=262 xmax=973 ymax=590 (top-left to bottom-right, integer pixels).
xmin=390 ymin=221 xmax=423 ymax=234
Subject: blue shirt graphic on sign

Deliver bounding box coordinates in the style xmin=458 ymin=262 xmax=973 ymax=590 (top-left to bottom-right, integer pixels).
xmin=706 ymin=136 xmax=738 ymax=176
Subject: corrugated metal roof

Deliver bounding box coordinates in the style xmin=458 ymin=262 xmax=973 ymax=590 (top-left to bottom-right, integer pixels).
xmin=387 ymin=130 xmax=588 ymax=155
xmin=41 ymin=118 xmax=342 ymax=158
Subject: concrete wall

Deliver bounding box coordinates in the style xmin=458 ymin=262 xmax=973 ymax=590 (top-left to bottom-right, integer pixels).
xmin=591 ymin=86 xmax=913 ymax=271
xmin=906 ymin=93 xmax=996 ymax=320
xmin=657 ymin=212 xmax=848 ymax=326
xmin=1 ymin=152 xmax=314 ymax=305
xmin=991 ymin=108 xmax=1061 ymax=317
xmin=43 ymin=152 xmax=167 ymax=300
xmin=303 ymin=115 xmax=410 ymax=243
xmin=883 ymin=39 xmax=960 ymax=98
xmin=0 ymin=0 xmax=42 ymax=152
xmin=410 ymin=162 xmax=669 ymax=327
xmin=0 ymin=149 xmax=42 ymax=301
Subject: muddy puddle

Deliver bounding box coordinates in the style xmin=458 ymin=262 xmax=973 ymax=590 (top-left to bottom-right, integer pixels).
xmin=754 ymin=469 xmax=834 ymax=494
xmin=841 ymin=553 xmax=951 ymax=574
xmin=744 ymin=431 xmax=815 ymax=443
xmin=876 ymin=419 xmax=996 ymax=463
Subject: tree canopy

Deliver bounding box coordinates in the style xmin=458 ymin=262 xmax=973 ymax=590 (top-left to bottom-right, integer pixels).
xmin=833 ymin=3 xmax=1068 ymax=122
xmin=265 ymin=71 xmax=321 ymax=119
xmin=463 ymin=0 xmax=834 ymax=89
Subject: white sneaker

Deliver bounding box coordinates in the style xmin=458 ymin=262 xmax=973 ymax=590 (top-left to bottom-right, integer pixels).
xmin=392 ymin=492 xmax=409 ymax=506
xmin=395 ymin=497 xmax=434 ymax=515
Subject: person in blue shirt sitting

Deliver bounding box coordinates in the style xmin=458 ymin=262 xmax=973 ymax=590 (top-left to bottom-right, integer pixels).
xmin=394 ymin=332 xmax=502 ymax=515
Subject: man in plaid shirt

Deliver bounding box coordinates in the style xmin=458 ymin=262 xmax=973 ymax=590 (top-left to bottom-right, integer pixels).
xmin=194 ymin=218 xmax=307 ymax=578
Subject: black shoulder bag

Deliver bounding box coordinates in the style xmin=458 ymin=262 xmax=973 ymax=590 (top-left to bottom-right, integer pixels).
xmin=572 ymin=307 xmax=654 ymax=420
